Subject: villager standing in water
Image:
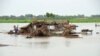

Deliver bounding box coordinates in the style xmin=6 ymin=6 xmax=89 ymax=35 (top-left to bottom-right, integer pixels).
xmin=14 ymin=25 xmax=19 ymax=34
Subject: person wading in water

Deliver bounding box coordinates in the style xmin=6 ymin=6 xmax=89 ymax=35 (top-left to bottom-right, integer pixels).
xmin=14 ymin=25 xmax=19 ymax=34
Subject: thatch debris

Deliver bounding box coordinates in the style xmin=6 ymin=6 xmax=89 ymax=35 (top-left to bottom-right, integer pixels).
xmin=8 ymin=20 xmax=78 ymax=37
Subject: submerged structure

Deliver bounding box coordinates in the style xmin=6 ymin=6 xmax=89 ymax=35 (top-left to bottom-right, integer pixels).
xmin=8 ymin=20 xmax=78 ymax=37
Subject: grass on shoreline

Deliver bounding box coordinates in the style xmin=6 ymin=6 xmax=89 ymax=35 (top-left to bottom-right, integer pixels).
xmin=0 ymin=18 xmax=100 ymax=23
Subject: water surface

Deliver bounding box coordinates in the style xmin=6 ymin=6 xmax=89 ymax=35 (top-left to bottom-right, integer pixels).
xmin=0 ymin=23 xmax=100 ymax=56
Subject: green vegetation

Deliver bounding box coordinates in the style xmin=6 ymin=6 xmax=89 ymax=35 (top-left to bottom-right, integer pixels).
xmin=0 ymin=18 xmax=100 ymax=23
xmin=0 ymin=19 xmax=31 ymax=23
xmin=0 ymin=13 xmax=100 ymax=23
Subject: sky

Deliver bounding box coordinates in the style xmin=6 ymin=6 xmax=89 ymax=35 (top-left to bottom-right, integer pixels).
xmin=0 ymin=0 xmax=100 ymax=16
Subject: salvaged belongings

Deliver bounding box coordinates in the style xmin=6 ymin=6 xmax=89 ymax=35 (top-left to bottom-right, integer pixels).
xmin=8 ymin=21 xmax=78 ymax=37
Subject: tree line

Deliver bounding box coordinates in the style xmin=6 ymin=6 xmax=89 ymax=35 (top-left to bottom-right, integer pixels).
xmin=0 ymin=12 xmax=100 ymax=19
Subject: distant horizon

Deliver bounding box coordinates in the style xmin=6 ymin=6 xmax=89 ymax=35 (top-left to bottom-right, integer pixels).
xmin=0 ymin=0 xmax=100 ymax=16
xmin=0 ymin=13 xmax=100 ymax=17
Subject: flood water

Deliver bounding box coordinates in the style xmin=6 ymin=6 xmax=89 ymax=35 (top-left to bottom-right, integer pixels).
xmin=0 ymin=23 xmax=100 ymax=56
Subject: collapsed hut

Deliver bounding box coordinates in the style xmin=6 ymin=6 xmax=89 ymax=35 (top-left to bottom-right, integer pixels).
xmin=8 ymin=20 xmax=78 ymax=37
xmin=19 ymin=21 xmax=50 ymax=36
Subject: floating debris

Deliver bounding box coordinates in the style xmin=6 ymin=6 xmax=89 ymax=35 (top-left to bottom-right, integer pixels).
xmin=0 ymin=44 xmax=9 ymax=47
xmin=81 ymin=29 xmax=93 ymax=33
xmin=96 ymin=32 xmax=100 ymax=34
xmin=8 ymin=20 xmax=79 ymax=38
xmin=95 ymin=24 xmax=100 ymax=27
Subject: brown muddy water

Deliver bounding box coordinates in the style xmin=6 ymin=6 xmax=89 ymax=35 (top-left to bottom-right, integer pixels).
xmin=0 ymin=23 xmax=100 ymax=56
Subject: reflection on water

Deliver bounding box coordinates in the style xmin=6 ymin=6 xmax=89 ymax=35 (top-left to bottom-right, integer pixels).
xmin=33 ymin=41 xmax=49 ymax=49
xmin=0 ymin=23 xmax=100 ymax=56
xmin=65 ymin=40 xmax=71 ymax=47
